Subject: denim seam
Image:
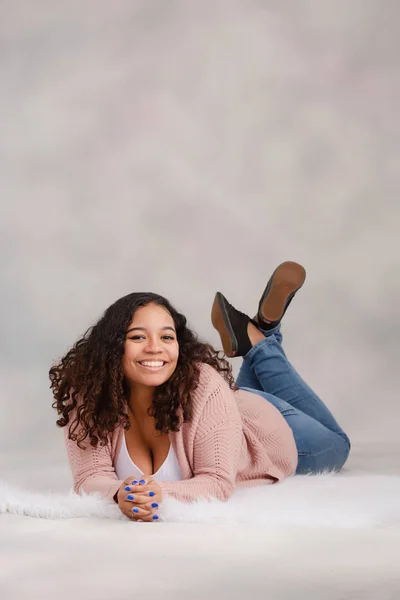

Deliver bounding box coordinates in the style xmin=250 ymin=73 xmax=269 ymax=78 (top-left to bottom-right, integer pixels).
xmin=297 ymin=445 xmax=335 ymax=457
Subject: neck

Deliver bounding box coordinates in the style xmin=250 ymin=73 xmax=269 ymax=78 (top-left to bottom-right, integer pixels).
xmin=128 ymin=383 xmax=155 ymax=418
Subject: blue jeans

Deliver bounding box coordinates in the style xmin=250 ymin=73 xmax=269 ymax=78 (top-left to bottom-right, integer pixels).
xmin=236 ymin=324 xmax=351 ymax=474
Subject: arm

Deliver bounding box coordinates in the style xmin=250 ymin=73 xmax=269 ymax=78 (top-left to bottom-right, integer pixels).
xmin=159 ymin=420 xmax=242 ymax=503
xmin=159 ymin=378 xmax=244 ymax=503
xmin=64 ymin=426 xmax=123 ymax=501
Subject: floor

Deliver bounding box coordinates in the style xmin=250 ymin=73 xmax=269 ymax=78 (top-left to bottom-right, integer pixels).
xmin=1 ymin=442 xmax=399 ymax=600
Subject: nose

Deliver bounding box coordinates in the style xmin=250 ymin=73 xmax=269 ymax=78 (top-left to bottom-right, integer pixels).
xmin=143 ymin=335 xmax=162 ymax=353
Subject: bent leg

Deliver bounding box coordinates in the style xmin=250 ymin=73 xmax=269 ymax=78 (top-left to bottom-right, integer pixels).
xmin=235 ymin=362 xmax=263 ymax=391
xmin=241 ymin=387 xmax=351 ymax=473
xmin=240 ymin=327 xmax=350 ymax=447
xmin=236 ymin=323 xmax=282 ymax=392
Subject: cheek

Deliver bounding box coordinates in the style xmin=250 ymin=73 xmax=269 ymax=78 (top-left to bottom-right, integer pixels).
xmin=171 ymin=344 xmax=179 ymax=363
xmin=123 ymin=343 xmax=137 ymax=359
xmin=121 ymin=346 xmax=136 ymax=370
xmin=164 ymin=344 xmax=179 ymax=374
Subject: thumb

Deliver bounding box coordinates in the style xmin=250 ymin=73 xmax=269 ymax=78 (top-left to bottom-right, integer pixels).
xmin=136 ymin=474 xmax=153 ymax=486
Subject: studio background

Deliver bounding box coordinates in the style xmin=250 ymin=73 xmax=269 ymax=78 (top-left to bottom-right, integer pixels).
xmin=1 ymin=0 xmax=399 ymax=487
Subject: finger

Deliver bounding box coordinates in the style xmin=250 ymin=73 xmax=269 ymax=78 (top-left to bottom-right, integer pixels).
xmin=126 ymin=503 xmax=160 ymax=522
xmin=125 ymin=493 xmax=157 ymax=505
xmin=124 ymin=485 xmax=157 ymax=498
xmin=129 ymin=501 xmax=154 ymax=513
xmin=124 ymin=503 xmax=152 ymax=520
xmin=128 ymin=500 xmax=160 ymax=519
xmin=129 ymin=504 xmax=154 ymax=518
xmin=124 ymin=479 xmax=153 ymax=493
xmin=132 ymin=509 xmax=160 ymax=523
xmin=129 ymin=474 xmax=152 ymax=486
xmin=122 ymin=474 xmax=149 ymax=486
xmin=135 ymin=513 xmax=160 ymax=523
xmin=135 ymin=500 xmax=159 ymax=512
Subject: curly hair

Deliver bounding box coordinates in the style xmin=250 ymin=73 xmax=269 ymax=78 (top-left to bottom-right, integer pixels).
xmin=50 ymin=292 xmax=237 ymax=449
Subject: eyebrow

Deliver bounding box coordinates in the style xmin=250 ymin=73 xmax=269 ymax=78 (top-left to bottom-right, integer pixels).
xmin=126 ymin=326 xmax=176 ymax=334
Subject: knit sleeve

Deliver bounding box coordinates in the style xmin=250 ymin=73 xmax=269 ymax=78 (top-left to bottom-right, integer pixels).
xmin=64 ymin=425 xmax=122 ymax=501
xmin=159 ymin=378 xmax=243 ymax=503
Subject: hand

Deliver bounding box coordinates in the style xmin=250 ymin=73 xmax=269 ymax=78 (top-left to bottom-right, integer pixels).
xmin=116 ymin=474 xmax=162 ymax=522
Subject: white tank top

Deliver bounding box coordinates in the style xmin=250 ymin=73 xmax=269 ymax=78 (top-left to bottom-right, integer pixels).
xmin=115 ymin=433 xmax=183 ymax=482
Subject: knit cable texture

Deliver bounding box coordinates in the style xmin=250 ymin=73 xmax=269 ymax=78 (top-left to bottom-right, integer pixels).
xmin=64 ymin=364 xmax=298 ymax=503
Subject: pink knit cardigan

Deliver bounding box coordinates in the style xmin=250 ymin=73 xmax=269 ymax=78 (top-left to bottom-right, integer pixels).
xmin=64 ymin=363 xmax=298 ymax=503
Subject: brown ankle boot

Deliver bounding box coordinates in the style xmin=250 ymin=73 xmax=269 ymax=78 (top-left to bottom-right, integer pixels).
xmin=211 ymin=292 xmax=258 ymax=357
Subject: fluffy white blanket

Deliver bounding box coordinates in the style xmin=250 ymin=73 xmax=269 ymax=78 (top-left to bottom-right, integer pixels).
xmin=1 ymin=472 xmax=399 ymax=528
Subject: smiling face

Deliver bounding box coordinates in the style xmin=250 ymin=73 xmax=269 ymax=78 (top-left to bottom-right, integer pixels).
xmin=122 ymin=303 xmax=179 ymax=391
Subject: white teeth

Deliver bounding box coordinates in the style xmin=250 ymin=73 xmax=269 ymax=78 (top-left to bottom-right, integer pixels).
xmin=139 ymin=361 xmax=165 ymax=367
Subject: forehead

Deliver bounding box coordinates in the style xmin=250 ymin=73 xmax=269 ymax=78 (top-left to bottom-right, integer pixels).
xmin=129 ymin=303 xmax=174 ymax=325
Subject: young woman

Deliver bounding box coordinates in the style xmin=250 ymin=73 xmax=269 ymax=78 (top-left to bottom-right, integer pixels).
xmin=50 ymin=262 xmax=350 ymax=522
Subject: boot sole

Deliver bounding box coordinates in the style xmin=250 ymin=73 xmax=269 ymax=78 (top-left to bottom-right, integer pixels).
xmin=211 ymin=292 xmax=237 ymax=357
xmin=259 ymin=261 xmax=306 ymax=323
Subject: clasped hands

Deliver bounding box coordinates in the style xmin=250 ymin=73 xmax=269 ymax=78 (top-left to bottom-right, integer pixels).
xmin=116 ymin=474 xmax=162 ymax=522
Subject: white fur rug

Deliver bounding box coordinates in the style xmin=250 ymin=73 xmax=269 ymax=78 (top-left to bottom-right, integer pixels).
xmin=1 ymin=472 xmax=399 ymax=528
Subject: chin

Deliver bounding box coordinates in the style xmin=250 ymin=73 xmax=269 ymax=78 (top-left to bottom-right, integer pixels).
xmin=125 ymin=362 xmax=177 ymax=388
xmin=136 ymin=368 xmax=176 ymax=387
xmin=140 ymin=374 xmax=170 ymax=386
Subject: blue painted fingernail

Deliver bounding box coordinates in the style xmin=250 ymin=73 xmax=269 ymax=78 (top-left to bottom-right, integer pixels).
xmin=132 ymin=507 xmax=139 ymax=514
xmin=132 ymin=480 xmax=138 ymax=485
xmin=139 ymin=479 xmax=145 ymax=484
xmin=125 ymin=486 xmax=131 ymax=491
xmin=152 ymin=515 xmax=159 ymax=520
xmin=151 ymin=502 xmax=158 ymax=508
xmin=127 ymin=494 xmax=134 ymax=500
xmin=148 ymin=491 xmax=155 ymax=497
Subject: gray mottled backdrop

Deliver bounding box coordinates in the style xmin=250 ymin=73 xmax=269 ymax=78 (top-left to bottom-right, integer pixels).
xmin=1 ymin=1 xmax=399 ymax=482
